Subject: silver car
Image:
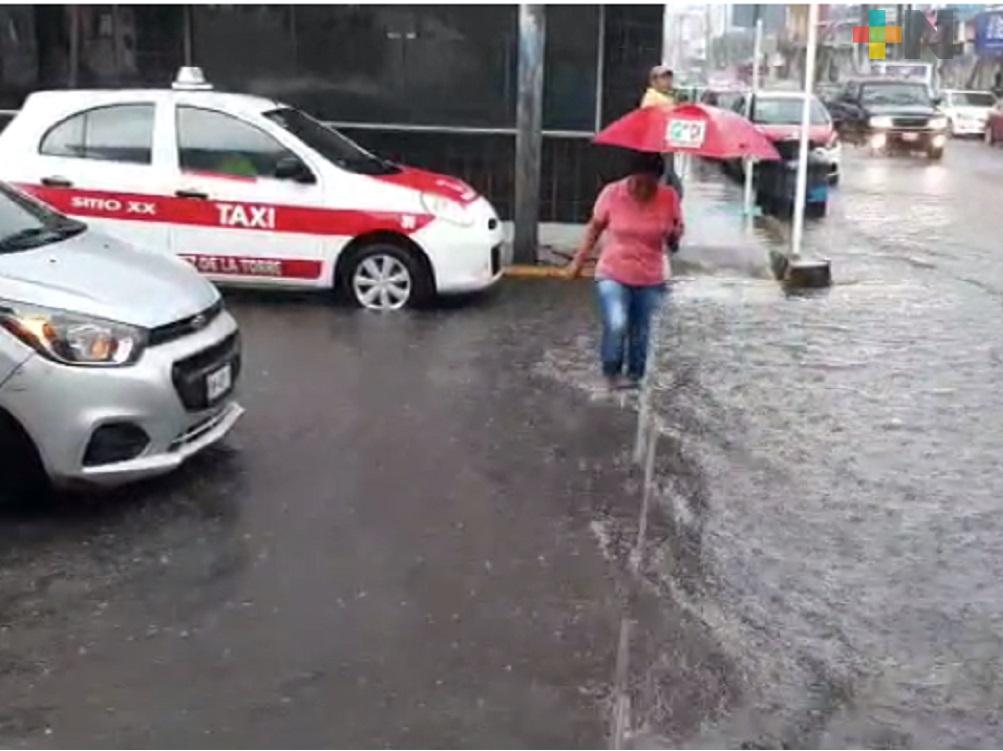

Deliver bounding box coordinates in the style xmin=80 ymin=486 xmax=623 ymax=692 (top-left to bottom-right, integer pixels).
xmin=0 ymin=182 xmax=242 ymax=499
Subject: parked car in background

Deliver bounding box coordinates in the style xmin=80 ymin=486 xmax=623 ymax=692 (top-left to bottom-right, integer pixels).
xmin=986 ymin=100 xmax=1003 ymax=146
xmin=940 ymin=90 xmax=997 ymax=137
xmin=0 ymin=67 xmax=506 ymax=312
xmin=727 ymin=91 xmax=841 ymax=184
xmin=699 ymin=85 xmax=747 ymax=114
xmin=828 ymin=78 xmax=948 ymax=159
xmin=0 ymin=181 xmax=242 ymax=500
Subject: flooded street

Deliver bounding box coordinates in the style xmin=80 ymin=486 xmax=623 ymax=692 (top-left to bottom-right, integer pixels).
xmin=617 ymin=141 xmax=1003 ymax=747
xmin=1 ymin=140 xmax=1001 ymax=748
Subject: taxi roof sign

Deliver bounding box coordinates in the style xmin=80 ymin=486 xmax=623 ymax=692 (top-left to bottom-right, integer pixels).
xmin=172 ymin=66 xmax=213 ymax=91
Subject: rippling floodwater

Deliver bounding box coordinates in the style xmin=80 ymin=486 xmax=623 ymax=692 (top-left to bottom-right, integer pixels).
xmin=551 ymin=142 xmax=1003 ymax=747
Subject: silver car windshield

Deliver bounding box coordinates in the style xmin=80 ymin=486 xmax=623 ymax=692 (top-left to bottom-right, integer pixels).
xmin=0 ymin=184 xmax=85 ymax=253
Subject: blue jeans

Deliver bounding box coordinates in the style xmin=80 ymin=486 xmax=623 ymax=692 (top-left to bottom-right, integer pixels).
xmin=595 ymin=279 xmax=666 ymax=380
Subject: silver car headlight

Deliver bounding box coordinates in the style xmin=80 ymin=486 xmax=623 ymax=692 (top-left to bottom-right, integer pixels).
xmin=869 ymin=116 xmax=894 ymax=128
xmin=421 ymin=192 xmax=473 ymax=227
xmin=930 ymin=116 xmax=949 ymax=130
xmin=0 ymin=301 xmax=146 ymax=366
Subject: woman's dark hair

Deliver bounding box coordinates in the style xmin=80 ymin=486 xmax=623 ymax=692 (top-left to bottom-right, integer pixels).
xmin=629 ymin=151 xmax=664 ymax=178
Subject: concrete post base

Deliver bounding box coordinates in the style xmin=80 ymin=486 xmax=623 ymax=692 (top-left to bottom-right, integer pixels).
xmin=769 ymin=250 xmax=832 ymax=289
xmin=786 ymin=258 xmax=832 ymax=288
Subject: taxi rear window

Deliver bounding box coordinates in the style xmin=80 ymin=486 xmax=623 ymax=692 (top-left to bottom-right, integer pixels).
xmin=40 ymin=104 xmax=154 ymax=164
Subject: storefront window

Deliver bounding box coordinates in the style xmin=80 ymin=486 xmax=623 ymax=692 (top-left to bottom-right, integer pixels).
xmin=544 ymin=6 xmax=600 ymax=132
xmin=193 ymin=5 xmax=519 ymax=129
xmin=2 ymin=4 xmax=604 ymax=134
xmin=78 ymin=6 xmax=183 ymax=87
xmin=0 ymin=6 xmax=70 ymax=109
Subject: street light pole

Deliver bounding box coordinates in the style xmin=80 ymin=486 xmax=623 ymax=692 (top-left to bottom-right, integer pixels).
xmin=790 ymin=2 xmax=819 ymax=261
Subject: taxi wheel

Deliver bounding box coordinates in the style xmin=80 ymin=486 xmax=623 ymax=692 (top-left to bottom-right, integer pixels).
xmin=346 ymin=244 xmax=430 ymax=311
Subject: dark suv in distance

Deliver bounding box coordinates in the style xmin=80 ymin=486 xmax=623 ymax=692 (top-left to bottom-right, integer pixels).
xmin=828 ymin=78 xmax=949 ymax=160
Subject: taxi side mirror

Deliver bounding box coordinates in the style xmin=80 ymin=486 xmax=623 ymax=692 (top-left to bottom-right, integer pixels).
xmin=275 ymin=157 xmax=316 ymax=184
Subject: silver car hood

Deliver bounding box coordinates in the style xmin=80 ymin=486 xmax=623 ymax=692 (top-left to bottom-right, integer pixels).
xmin=0 ymin=228 xmax=219 ymax=328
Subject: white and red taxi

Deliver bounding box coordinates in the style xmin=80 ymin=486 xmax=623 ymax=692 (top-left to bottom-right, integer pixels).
xmin=0 ymin=68 xmax=506 ymax=311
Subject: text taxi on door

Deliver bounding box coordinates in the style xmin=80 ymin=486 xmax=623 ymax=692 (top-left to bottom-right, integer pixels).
xmin=0 ymin=67 xmax=506 ymax=311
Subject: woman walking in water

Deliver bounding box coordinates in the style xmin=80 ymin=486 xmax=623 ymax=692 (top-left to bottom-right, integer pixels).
xmin=565 ymin=151 xmax=684 ymax=389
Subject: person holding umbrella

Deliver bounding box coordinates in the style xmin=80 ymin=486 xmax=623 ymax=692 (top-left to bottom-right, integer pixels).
xmin=564 ymin=151 xmax=683 ymax=389
xmin=564 ymin=101 xmax=780 ymax=390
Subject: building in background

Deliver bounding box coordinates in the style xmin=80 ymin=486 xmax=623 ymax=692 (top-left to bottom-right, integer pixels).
xmin=0 ymin=4 xmax=664 ymax=223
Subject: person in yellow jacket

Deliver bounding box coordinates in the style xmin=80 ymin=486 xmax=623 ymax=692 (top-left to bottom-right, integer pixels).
xmin=641 ymin=64 xmax=676 ymax=109
xmin=640 ymin=65 xmax=683 ymax=200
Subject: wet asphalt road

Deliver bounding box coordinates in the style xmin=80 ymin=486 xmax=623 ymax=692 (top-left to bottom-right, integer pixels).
xmin=1 ymin=284 xmax=654 ymax=747
xmin=3 ymin=138 xmax=1003 ymax=748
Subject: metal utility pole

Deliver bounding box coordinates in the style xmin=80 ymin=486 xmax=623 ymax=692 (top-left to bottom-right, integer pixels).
xmin=791 ymin=2 xmax=819 ymax=261
xmin=902 ymin=4 xmax=910 ymax=59
xmin=744 ymin=10 xmax=763 ymax=217
xmin=859 ymin=4 xmax=870 ymax=72
xmin=903 ymin=4 xmax=916 ymax=61
xmin=514 ymin=4 xmax=546 ymax=265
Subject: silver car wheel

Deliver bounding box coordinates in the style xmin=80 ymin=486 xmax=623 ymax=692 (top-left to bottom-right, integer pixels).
xmin=352 ymin=254 xmax=412 ymax=311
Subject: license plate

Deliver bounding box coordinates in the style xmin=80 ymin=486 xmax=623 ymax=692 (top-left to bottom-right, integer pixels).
xmin=901 ymin=132 xmax=919 ymax=142
xmin=206 ymin=363 xmax=232 ymax=403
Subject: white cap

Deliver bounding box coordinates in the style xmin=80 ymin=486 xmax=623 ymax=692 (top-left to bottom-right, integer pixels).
xmin=172 ymin=66 xmax=213 ymax=91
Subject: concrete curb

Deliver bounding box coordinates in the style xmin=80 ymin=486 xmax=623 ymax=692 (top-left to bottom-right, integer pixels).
xmin=504 ymin=264 xmax=596 ymax=279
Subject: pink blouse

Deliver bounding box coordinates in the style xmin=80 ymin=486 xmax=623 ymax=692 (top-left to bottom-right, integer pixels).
xmin=593 ymin=178 xmax=682 ymax=286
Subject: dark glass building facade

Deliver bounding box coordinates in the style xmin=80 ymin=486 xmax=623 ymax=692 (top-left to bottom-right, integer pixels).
xmin=0 ymin=5 xmax=662 ymax=222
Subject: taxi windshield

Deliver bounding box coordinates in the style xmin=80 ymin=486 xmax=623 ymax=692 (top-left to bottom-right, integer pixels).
xmin=0 ymin=184 xmax=85 ymax=254
xmin=265 ymin=108 xmax=400 ymax=176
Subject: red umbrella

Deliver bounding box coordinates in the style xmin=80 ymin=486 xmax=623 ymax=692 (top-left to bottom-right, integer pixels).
xmin=594 ymin=103 xmax=781 ymax=161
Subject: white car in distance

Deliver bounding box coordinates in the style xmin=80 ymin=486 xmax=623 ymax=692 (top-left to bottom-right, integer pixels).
xmin=940 ymin=90 xmax=997 ymax=137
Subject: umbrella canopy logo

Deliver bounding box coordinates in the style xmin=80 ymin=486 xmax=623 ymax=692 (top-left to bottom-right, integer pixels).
xmin=665 ymin=119 xmax=707 ymax=149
